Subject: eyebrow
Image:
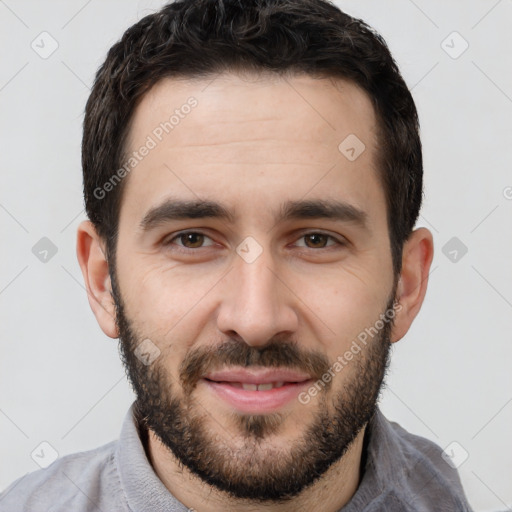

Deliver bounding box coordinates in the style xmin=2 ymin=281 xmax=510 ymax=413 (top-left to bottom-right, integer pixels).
xmin=138 ymin=198 xmax=368 ymax=232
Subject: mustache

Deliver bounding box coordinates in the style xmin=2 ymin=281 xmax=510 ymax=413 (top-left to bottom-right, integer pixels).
xmin=179 ymin=338 xmax=331 ymax=395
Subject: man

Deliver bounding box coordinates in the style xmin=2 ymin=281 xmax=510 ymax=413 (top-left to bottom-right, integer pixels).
xmin=0 ymin=0 xmax=474 ymax=510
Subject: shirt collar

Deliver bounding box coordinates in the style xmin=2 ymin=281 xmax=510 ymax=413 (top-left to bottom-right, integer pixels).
xmin=337 ymin=407 xmax=400 ymax=511
xmin=115 ymin=403 xmax=190 ymax=512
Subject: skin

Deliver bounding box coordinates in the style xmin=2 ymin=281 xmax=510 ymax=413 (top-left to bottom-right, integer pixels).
xmin=77 ymin=72 xmax=434 ymax=511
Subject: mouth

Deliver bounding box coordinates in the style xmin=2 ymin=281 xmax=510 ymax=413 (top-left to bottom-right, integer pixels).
xmin=201 ymin=368 xmax=314 ymax=414
xmin=212 ymin=381 xmax=289 ymax=391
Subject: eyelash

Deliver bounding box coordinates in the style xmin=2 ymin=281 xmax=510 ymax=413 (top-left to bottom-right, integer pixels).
xmin=163 ymin=230 xmax=346 ymax=254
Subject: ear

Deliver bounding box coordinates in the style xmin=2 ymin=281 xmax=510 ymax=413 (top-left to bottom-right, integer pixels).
xmin=76 ymin=220 xmax=119 ymax=339
xmin=391 ymin=227 xmax=434 ymax=343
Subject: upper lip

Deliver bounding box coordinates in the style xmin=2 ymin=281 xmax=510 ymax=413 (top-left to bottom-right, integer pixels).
xmin=203 ymin=368 xmax=312 ymax=385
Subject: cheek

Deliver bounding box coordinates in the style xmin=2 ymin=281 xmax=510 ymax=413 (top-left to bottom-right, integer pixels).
xmin=118 ymin=257 xmax=223 ymax=348
xmin=297 ymin=266 xmax=389 ymax=354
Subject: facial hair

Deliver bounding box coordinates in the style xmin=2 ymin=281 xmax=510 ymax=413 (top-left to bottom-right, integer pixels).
xmin=111 ymin=264 xmax=397 ymax=503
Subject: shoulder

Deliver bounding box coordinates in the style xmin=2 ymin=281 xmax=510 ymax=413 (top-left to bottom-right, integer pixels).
xmin=0 ymin=440 xmax=128 ymax=512
xmin=386 ymin=418 xmax=461 ymax=484
xmin=376 ymin=412 xmax=473 ymax=511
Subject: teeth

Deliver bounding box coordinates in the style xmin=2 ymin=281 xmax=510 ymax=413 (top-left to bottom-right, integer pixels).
xmin=237 ymin=382 xmax=287 ymax=391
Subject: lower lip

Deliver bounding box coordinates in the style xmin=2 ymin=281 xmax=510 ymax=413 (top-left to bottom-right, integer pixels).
xmin=202 ymin=379 xmax=312 ymax=414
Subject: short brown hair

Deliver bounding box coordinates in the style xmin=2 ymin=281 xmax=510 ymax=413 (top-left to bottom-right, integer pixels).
xmin=82 ymin=0 xmax=423 ymax=276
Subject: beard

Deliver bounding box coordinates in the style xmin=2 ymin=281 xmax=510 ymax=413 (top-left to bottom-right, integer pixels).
xmin=110 ymin=263 xmax=397 ymax=503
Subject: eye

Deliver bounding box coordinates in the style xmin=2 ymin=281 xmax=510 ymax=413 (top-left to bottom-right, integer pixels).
xmin=164 ymin=231 xmax=215 ymax=250
xmin=163 ymin=230 xmax=345 ymax=254
xmin=294 ymin=232 xmax=344 ymax=250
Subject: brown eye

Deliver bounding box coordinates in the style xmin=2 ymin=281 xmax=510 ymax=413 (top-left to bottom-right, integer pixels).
xmin=165 ymin=231 xmax=215 ymax=251
xmin=295 ymin=232 xmax=341 ymax=249
xmin=304 ymin=233 xmax=329 ymax=248
xmin=179 ymin=232 xmax=205 ymax=248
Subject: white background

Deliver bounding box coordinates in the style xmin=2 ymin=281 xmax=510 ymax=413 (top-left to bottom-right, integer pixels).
xmin=1 ymin=1 xmax=511 ymax=510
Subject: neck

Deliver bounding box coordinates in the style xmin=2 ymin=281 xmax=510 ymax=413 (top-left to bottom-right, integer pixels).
xmin=146 ymin=424 xmax=368 ymax=512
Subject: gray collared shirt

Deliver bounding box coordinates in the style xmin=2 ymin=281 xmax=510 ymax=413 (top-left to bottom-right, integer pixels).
xmin=0 ymin=403 xmax=474 ymax=511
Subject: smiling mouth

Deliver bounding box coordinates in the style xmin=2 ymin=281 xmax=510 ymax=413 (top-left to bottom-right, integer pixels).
xmin=200 ymin=368 xmax=314 ymax=413
xmin=203 ymin=379 xmax=309 ymax=391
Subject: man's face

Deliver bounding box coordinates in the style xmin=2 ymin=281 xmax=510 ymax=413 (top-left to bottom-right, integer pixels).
xmin=111 ymin=72 xmax=397 ymax=500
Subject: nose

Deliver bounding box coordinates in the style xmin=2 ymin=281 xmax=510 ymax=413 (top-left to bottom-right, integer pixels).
xmin=216 ymin=246 xmax=299 ymax=348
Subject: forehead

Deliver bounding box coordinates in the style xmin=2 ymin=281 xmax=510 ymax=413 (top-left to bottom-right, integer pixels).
xmin=119 ymin=72 xmax=385 ymax=230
